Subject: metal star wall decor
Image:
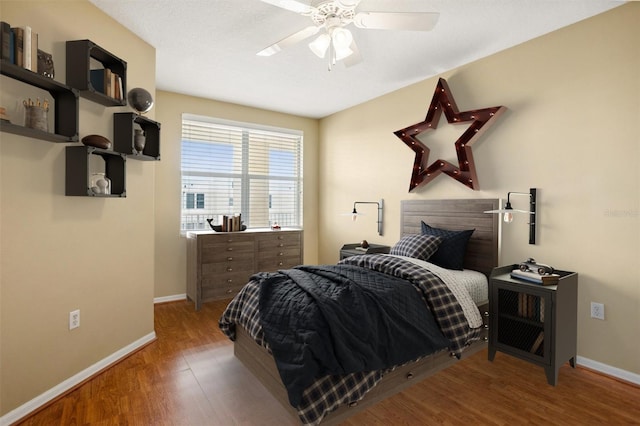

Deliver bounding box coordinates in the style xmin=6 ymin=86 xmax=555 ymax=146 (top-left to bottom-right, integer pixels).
xmin=394 ymin=78 xmax=506 ymax=192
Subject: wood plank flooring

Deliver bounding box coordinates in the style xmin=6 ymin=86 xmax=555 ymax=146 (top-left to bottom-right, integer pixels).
xmin=17 ymin=299 xmax=640 ymax=425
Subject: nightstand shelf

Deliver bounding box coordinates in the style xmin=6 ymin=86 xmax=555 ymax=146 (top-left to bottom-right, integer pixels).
xmin=488 ymin=264 xmax=578 ymax=385
xmin=340 ymin=243 xmax=390 ymax=259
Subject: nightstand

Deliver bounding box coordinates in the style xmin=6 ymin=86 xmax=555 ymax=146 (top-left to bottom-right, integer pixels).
xmin=340 ymin=243 xmax=390 ymax=260
xmin=488 ymin=264 xmax=578 ymax=385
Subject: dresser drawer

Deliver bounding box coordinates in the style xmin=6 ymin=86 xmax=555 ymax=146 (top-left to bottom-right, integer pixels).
xmin=202 ymin=258 xmax=255 ymax=275
xmin=258 ymin=257 xmax=300 ymax=272
xmin=257 ymin=232 xmax=301 ymax=249
xmin=202 ymin=282 xmax=246 ymax=301
xmin=201 ymin=241 xmax=255 ymax=263
xmin=202 ymin=271 xmax=253 ymax=290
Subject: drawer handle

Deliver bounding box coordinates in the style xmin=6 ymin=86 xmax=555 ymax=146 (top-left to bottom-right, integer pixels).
xmin=227 ymin=257 xmax=233 ymax=261
xmin=406 ymin=372 xmax=414 ymax=380
xmin=227 ymin=248 xmax=233 ymax=251
xmin=278 ymin=243 xmax=284 ymax=247
xmin=227 ymin=239 xmax=233 ymax=243
xmin=278 ymin=236 xmax=284 ymax=240
xmin=226 ymin=288 xmax=233 ymax=293
xmin=483 ymin=336 xmax=489 ymax=342
xmin=227 ymin=268 xmax=233 ymax=272
xmin=278 ymin=262 xmax=283 ymax=266
xmin=484 ymin=324 xmax=489 ymax=329
xmin=227 ymin=279 xmax=233 ymax=283
xmin=279 ymin=252 xmax=284 ymax=256
xmin=484 ymin=311 xmax=489 ymax=317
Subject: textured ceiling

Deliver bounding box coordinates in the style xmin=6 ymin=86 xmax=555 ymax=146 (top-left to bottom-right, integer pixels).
xmin=89 ymin=0 xmax=624 ymax=119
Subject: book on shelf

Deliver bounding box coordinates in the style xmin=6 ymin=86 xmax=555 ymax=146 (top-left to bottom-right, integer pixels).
xmin=11 ymin=27 xmax=23 ymax=67
xmin=511 ymin=269 xmax=560 ymax=285
xmin=0 ymin=21 xmax=10 ymax=61
xmin=517 ymin=293 xmax=544 ymax=322
xmin=31 ymin=31 xmax=37 ymax=72
xmin=530 ymin=331 xmax=544 ymax=354
xmin=90 ymin=69 xmax=105 ymax=94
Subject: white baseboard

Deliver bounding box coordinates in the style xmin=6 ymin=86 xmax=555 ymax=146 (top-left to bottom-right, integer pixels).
xmin=0 ymin=332 xmax=156 ymax=426
xmin=577 ymin=356 xmax=640 ymax=385
xmin=154 ymin=294 xmax=187 ymax=304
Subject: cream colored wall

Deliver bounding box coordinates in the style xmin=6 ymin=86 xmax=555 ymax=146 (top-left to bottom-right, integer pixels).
xmin=319 ymin=3 xmax=639 ymax=374
xmin=153 ymin=91 xmax=319 ymax=299
xmin=0 ymin=1 xmax=156 ymax=415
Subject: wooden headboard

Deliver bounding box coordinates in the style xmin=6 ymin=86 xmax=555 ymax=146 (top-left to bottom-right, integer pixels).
xmin=400 ymin=199 xmax=500 ymax=278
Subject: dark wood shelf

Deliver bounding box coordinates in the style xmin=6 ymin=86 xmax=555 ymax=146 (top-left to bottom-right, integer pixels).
xmin=65 ymin=146 xmax=126 ymax=197
xmin=66 ymin=40 xmax=127 ymax=107
xmin=0 ymin=59 xmax=79 ymax=141
xmin=113 ymin=112 xmax=161 ymax=160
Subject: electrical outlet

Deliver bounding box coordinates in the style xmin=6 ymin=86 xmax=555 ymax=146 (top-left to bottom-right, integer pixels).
xmin=69 ymin=309 xmax=80 ymax=330
xmin=590 ymin=302 xmax=605 ymax=320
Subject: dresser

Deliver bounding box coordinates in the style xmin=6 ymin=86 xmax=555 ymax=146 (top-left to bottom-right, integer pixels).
xmin=186 ymin=229 xmax=303 ymax=310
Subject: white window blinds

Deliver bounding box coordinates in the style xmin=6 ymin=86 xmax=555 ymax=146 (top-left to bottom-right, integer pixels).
xmin=181 ymin=115 xmax=303 ymax=232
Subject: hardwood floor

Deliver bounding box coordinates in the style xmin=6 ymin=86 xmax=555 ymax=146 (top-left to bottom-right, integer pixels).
xmin=17 ymin=299 xmax=640 ymax=425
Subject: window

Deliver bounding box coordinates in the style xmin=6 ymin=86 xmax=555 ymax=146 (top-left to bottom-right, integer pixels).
xmin=181 ymin=114 xmax=303 ymax=232
xmin=185 ymin=193 xmax=205 ymax=210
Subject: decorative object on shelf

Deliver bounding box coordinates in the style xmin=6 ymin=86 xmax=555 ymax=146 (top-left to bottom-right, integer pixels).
xmin=0 ymin=107 xmax=10 ymax=123
xmin=346 ymin=199 xmax=384 ymax=236
xmin=37 ymin=49 xmax=55 ymax=78
xmin=393 ymin=78 xmax=506 ymax=192
xmin=81 ymin=134 xmax=111 ymax=149
xmin=127 ymin=87 xmax=154 ymax=115
xmin=271 ymin=222 xmax=281 ymax=230
xmin=133 ymin=128 xmax=146 ymax=153
xmin=484 ymin=188 xmax=537 ymax=244
xmin=361 ymin=240 xmax=369 ymax=248
xmin=206 ymin=217 xmax=246 ymax=232
xmin=90 ymin=172 xmax=111 ymax=195
xmin=23 ymin=98 xmax=49 ymax=132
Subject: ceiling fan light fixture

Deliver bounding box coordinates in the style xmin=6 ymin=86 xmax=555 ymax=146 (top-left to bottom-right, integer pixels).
xmin=335 ymin=0 xmax=360 ymax=9
xmin=334 ymin=44 xmax=353 ymax=60
xmin=331 ymin=27 xmax=353 ymax=50
xmin=309 ymin=33 xmax=331 ymax=58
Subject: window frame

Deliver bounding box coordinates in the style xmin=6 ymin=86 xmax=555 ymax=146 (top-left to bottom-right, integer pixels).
xmin=180 ymin=113 xmax=303 ymax=233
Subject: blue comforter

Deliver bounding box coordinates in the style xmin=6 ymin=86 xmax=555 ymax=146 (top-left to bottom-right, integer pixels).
xmin=256 ymin=264 xmax=450 ymax=407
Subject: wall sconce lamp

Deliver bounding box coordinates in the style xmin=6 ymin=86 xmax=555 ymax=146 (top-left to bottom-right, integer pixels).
xmin=485 ymin=188 xmax=537 ymax=244
xmin=350 ymin=199 xmax=384 ymax=236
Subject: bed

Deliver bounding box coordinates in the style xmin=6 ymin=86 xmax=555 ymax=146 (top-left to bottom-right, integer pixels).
xmin=219 ymin=198 xmax=500 ymax=425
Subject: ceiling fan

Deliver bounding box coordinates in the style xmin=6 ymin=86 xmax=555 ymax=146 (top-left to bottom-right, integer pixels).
xmin=257 ymin=0 xmax=439 ymax=69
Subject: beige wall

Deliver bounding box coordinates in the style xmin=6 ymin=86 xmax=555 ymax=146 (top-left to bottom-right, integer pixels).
xmin=153 ymin=91 xmax=319 ymax=299
xmin=318 ymin=3 xmax=639 ymax=374
xmin=0 ymin=1 xmax=156 ymax=415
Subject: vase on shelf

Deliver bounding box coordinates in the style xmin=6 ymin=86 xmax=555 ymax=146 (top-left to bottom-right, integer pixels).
xmin=90 ymin=172 xmax=111 ymax=195
xmin=134 ymin=129 xmax=146 ymax=154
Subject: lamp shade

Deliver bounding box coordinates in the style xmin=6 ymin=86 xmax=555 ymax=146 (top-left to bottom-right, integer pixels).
xmin=309 ymin=34 xmax=331 ymax=58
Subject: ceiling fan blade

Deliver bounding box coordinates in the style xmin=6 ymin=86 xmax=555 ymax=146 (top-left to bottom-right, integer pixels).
xmin=260 ymin=0 xmax=314 ymax=14
xmin=257 ymin=25 xmax=320 ymax=56
xmin=353 ymin=12 xmax=440 ymax=31
xmin=343 ymin=40 xmax=362 ymax=68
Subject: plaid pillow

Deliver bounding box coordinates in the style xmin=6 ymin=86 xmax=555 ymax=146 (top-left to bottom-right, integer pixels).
xmin=421 ymin=222 xmax=475 ymax=270
xmin=389 ymin=234 xmax=442 ymax=261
